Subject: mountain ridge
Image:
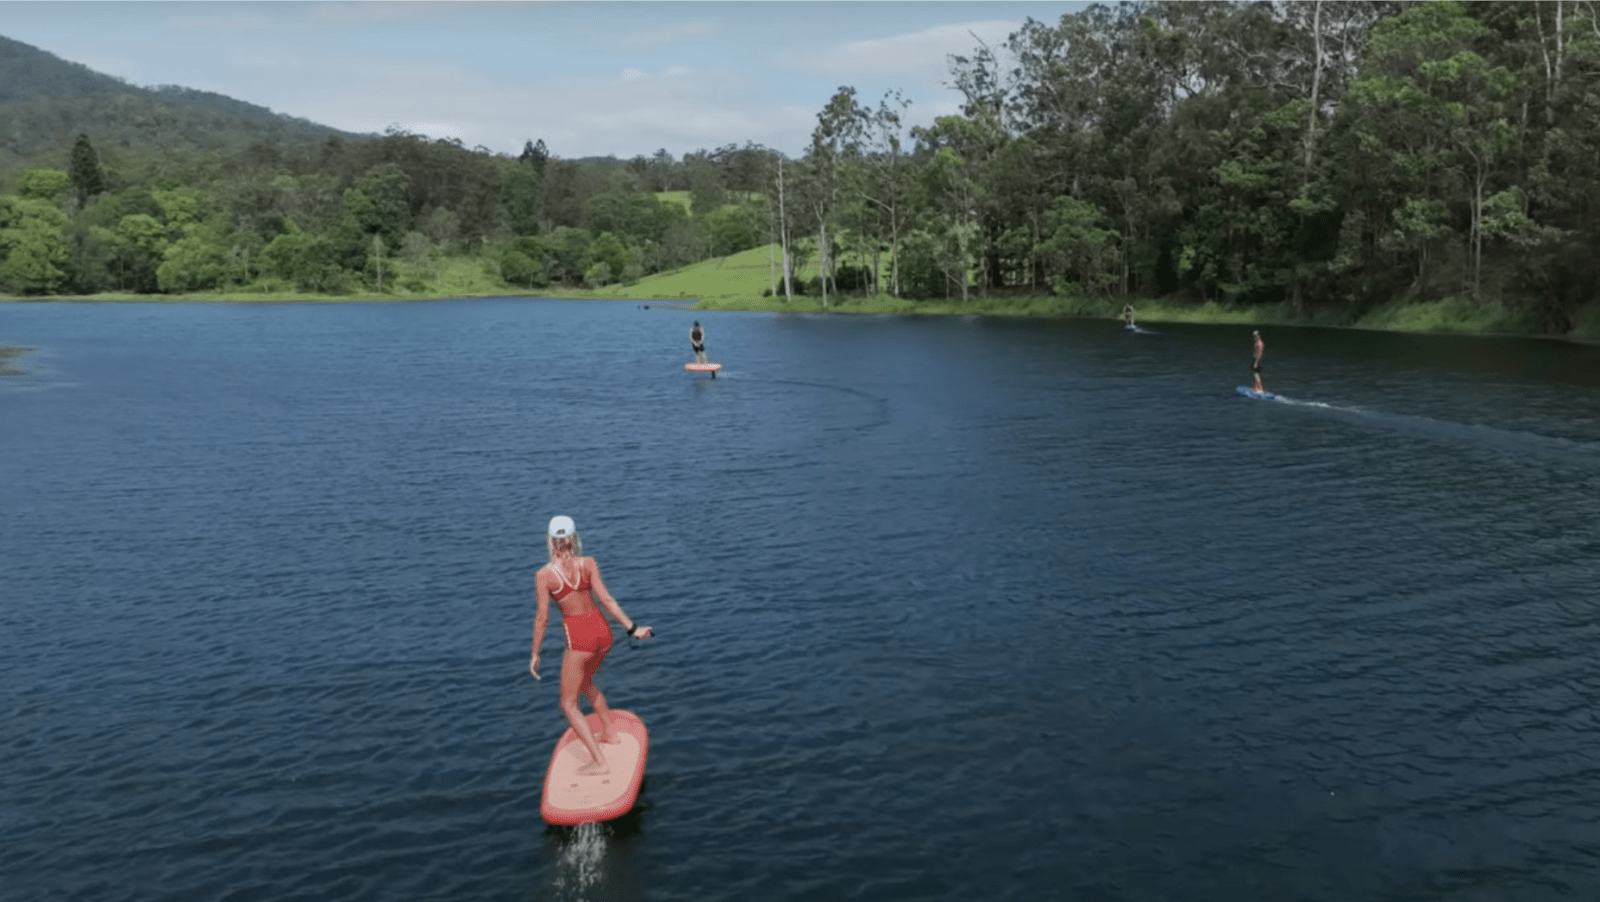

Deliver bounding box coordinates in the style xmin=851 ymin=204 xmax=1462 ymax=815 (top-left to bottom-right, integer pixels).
xmin=0 ymin=34 xmax=370 ymax=169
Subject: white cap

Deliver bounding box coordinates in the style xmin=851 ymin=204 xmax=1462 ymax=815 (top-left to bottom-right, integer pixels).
xmin=548 ymin=515 xmax=576 ymax=538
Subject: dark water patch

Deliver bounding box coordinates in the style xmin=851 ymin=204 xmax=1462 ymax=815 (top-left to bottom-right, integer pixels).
xmin=0 ymin=344 xmax=34 ymax=375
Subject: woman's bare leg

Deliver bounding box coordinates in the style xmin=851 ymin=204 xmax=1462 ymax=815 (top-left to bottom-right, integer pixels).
xmin=560 ymin=650 xmax=608 ymax=775
xmin=583 ymin=645 xmax=620 ymax=743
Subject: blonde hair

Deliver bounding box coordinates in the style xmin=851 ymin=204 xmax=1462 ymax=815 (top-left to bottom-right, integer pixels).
xmin=546 ymin=531 xmax=582 ymax=563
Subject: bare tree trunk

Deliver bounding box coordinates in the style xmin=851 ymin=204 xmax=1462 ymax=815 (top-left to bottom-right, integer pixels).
xmin=960 ymin=228 xmax=970 ymax=303
xmin=1536 ymin=1 xmax=1565 ymax=126
xmin=1555 ymin=0 xmax=1565 ymax=129
xmin=819 ymin=220 xmax=829 ymax=310
xmin=372 ymin=233 xmax=384 ymax=291
xmin=777 ymin=157 xmax=793 ymax=303
xmin=892 ymin=237 xmax=900 ymax=297
xmin=1473 ymin=165 xmax=1486 ymax=300
xmin=1304 ymin=0 xmax=1324 ymax=175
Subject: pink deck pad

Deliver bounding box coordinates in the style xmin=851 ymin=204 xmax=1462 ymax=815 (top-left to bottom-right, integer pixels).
xmin=540 ymin=709 xmax=649 ymax=825
xmin=685 ymin=362 xmax=722 ymax=372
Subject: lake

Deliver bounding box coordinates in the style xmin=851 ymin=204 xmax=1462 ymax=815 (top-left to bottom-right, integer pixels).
xmin=4 ymin=298 xmax=1600 ymax=901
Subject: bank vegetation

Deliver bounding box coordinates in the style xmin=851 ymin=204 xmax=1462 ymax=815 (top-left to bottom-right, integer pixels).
xmin=4 ymin=3 xmax=1599 ymax=340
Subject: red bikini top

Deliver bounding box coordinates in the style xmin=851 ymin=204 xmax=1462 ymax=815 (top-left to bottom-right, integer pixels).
xmin=549 ymin=562 xmax=590 ymax=600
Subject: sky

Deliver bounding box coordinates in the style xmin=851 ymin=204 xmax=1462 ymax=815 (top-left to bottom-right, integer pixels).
xmin=2 ymin=1 xmax=1090 ymax=161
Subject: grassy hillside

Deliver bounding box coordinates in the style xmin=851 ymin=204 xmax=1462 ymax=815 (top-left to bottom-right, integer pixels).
xmin=654 ymin=191 xmax=692 ymax=212
xmin=589 ymin=243 xmax=782 ymax=302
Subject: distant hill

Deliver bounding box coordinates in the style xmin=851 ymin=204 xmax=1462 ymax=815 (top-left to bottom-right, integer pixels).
xmin=0 ymin=34 xmax=369 ymax=171
xmin=0 ymin=34 xmax=134 ymax=104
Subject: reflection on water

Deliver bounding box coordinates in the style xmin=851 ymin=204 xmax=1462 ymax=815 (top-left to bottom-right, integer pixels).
xmin=0 ymin=344 xmax=32 ymax=375
xmin=3 ymin=300 xmax=1600 ymax=901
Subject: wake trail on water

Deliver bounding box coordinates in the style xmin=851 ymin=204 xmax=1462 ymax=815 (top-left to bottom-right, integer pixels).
xmin=550 ymin=821 xmax=606 ymax=898
xmin=1267 ymin=394 xmax=1600 ymax=469
xmin=697 ymin=369 xmax=893 ymax=441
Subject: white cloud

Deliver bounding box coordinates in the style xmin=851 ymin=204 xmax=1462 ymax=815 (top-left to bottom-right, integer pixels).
xmin=399 ymin=122 xmax=467 ymax=142
xmin=164 ymin=11 xmax=280 ymax=34
xmin=622 ymin=68 xmax=649 ymax=81
xmin=237 ymin=50 xmax=816 ymax=158
xmin=803 ymin=19 xmax=1023 ymax=80
xmin=167 ymin=2 xmax=463 ymax=33
xmin=617 ymin=20 xmax=719 ymax=50
xmin=307 ymin=0 xmax=563 ymax=26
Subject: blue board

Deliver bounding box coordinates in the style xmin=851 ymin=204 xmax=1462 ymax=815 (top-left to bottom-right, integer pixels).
xmin=1236 ymin=385 xmax=1277 ymax=400
xmin=1123 ymin=324 xmax=1138 ymax=331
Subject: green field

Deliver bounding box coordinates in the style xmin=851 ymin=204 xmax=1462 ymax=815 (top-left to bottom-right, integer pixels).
xmin=654 ymin=191 xmax=692 ymax=212
xmin=589 ymin=243 xmax=782 ymax=303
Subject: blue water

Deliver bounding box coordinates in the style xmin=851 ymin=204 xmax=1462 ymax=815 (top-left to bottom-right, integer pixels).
xmin=4 ymin=299 xmax=1600 ymax=901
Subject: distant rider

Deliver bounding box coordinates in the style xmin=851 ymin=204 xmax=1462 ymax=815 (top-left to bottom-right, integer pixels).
xmin=1251 ymin=330 xmax=1265 ymax=394
xmin=1123 ymin=304 xmax=1136 ymax=329
xmin=690 ymin=321 xmax=707 ymax=365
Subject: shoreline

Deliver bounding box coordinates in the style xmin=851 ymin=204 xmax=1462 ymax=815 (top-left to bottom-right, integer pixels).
xmin=4 ymin=291 xmax=1594 ymax=345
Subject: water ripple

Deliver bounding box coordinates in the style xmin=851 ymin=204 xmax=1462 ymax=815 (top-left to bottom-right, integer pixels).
xmin=5 ymin=303 xmax=1600 ymax=900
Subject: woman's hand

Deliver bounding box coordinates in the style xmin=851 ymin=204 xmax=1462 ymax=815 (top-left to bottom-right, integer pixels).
xmin=630 ymin=625 xmax=653 ymax=640
xmin=529 ymin=652 xmax=541 ymax=679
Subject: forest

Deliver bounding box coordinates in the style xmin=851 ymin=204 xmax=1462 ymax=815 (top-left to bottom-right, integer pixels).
xmin=2 ymin=1 xmax=1599 ymax=336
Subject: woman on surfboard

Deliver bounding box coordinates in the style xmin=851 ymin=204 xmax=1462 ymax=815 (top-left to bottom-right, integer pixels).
xmin=530 ymin=515 xmax=653 ymax=776
xmin=1251 ymin=330 xmax=1265 ymax=394
xmin=690 ymin=321 xmax=707 ymax=365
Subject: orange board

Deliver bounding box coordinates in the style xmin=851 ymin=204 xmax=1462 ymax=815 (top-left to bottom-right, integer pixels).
xmin=540 ymin=710 xmax=649 ymax=825
xmin=685 ymin=362 xmax=722 ymax=373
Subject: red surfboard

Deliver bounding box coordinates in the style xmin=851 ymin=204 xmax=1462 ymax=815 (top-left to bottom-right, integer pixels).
xmin=540 ymin=710 xmax=649 ymax=825
xmin=685 ymin=362 xmax=721 ymax=373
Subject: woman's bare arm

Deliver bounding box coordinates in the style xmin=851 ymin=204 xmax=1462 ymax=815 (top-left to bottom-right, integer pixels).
xmin=586 ymin=558 xmax=653 ymax=639
xmin=530 ymin=567 xmax=551 ymax=675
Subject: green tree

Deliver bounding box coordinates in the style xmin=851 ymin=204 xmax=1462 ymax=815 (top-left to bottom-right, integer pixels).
xmin=19 ymin=168 xmax=72 ymax=201
xmin=401 ymin=230 xmax=442 ymax=280
xmin=585 ymin=191 xmax=676 ymax=244
xmin=260 ymin=224 xmax=344 ymax=292
xmin=519 ymin=139 xmax=550 ymax=179
xmin=586 ymin=231 xmax=628 ymax=284
xmin=151 ymin=186 xmax=207 ymax=232
xmin=537 ymin=226 xmax=594 ymax=284
xmin=109 ymin=213 xmax=168 ymax=293
xmin=0 ymin=197 xmax=70 ymax=293
xmin=705 ymin=203 xmax=763 ymax=257
xmin=1038 ymin=195 xmax=1120 ymax=298
xmin=347 ymin=162 xmax=414 ymax=246
xmin=156 ymin=225 xmax=230 ymax=292
xmin=855 ymin=92 xmax=915 ymax=296
xmin=1345 ymin=1 xmax=1523 ymax=300
xmin=685 ymin=151 xmax=727 ymax=217
xmin=69 ymin=133 xmax=106 ymax=207
xmin=500 ymin=246 xmax=546 ymax=289
xmin=913 ymin=118 xmax=992 ymax=301
xmin=501 ymin=165 xmax=542 ymax=236
xmin=801 ymin=86 xmax=868 ymax=308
